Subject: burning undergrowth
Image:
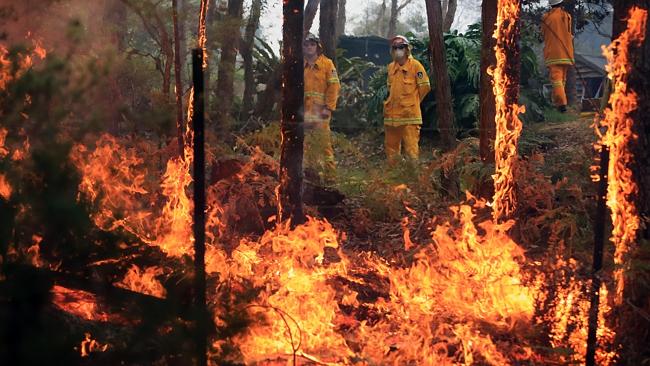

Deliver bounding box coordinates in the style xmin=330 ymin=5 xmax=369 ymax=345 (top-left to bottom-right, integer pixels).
xmin=0 ymin=20 xmax=626 ymax=366
xmin=60 ymin=130 xmax=617 ymax=364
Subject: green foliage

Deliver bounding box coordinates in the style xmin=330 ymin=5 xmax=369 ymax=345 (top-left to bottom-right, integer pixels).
xmin=332 ymin=50 xmax=378 ymax=134
xmin=253 ymin=36 xmax=279 ymax=86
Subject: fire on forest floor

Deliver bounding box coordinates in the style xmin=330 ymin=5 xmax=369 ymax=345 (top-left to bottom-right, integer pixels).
xmin=30 ymin=121 xmax=616 ymax=365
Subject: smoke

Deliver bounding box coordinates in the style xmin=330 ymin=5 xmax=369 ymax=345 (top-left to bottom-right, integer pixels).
xmin=1 ymin=0 xmax=123 ymax=55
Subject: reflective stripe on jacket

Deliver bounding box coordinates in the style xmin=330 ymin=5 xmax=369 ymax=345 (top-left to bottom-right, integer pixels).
xmin=304 ymin=55 xmax=340 ymax=122
xmin=383 ymin=56 xmax=431 ymax=126
xmin=541 ymin=7 xmax=574 ymax=66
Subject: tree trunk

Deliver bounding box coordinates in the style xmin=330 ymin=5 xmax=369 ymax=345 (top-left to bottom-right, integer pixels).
xmin=178 ymin=0 xmax=186 ymax=84
xmin=304 ymin=0 xmax=320 ymax=34
xmin=104 ymin=0 xmax=127 ymax=134
xmin=279 ymin=0 xmax=306 ymax=225
xmin=425 ymin=0 xmax=456 ymax=152
xmin=336 ymin=0 xmax=347 ymax=38
xmin=155 ymin=9 xmax=173 ymax=100
xmin=319 ymin=0 xmax=338 ymax=61
xmin=611 ymin=0 xmax=650 ymax=362
xmin=479 ymin=0 xmax=497 ymax=165
xmin=379 ymin=0 xmax=388 ymax=37
xmin=172 ymin=0 xmax=185 ymax=157
xmin=443 ymin=0 xmax=457 ymax=32
xmin=214 ymin=0 xmax=244 ymax=131
xmin=241 ymin=0 xmax=262 ymax=120
xmin=388 ymin=0 xmax=398 ymax=38
xmin=565 ymin=0 xmax=578 ymax=108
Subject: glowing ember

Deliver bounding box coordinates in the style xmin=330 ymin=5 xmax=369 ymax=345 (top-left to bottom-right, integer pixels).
xmin=51 ymin=285 xmax=111 ymax=322
xmin=115 ymin=265 xmax=167 ymax=299
xmin=0 ymin=35 xmax=47 ymax=90
xmin=197 ymin=0 xmax=210 ymax=68
xmin=80 ymin=332 xmax=108 ymax=357
xmin=491 ymin=0 xmax=525 ymax=222
xmin=0 ymin=173 xmax=11 ymax=200
xmin=596 ymin=6 xmax=647 ymax=304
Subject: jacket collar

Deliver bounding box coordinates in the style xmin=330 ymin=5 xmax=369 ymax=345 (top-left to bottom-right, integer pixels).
xmin=305 ymin=54 xmax=323 ymax=69
xmin=390 ymin=56 xmax=413 ymax=74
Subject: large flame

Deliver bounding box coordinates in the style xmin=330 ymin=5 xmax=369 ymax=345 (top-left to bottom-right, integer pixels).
xmin=0 ymin=35 xmax=46 ymax=201
xmin=490 ymin=0 xmax=525 ymax=222
xmin=596 ymin=7 xmax=647 ymax=303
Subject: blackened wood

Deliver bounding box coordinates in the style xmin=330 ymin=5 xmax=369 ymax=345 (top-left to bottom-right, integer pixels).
xmin=279 ymin=0 xmax=306 ymax=226
xmin=612 ymin=1 xmax=650 ymax=362
xmin=586 ymin=145 xmax=609 ymax=366
xmin=191 ymin=48 xmax=207 ymax=366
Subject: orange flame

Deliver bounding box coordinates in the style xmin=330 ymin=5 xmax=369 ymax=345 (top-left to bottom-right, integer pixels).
xmin=0 ymin=173 xmax=11 ymax=200
xmin=115 ymin=265 xmax=167 ymax=299
xmin=596 ymin=7 xmax=647 ymax=303
xmin=491 ymin=0 xmax=525 ymax=222
xmin=197 ymin=0 xmax=210 ymax=68
xmin=51 ymin=285 xmax=112 ymax=322
xmin=356 ymin=197 xmax=535 ymax=364
xmin=80 ymin=332 xmax=108 ymax=357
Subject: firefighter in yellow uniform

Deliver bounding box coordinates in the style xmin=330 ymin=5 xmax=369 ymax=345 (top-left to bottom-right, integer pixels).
xmin=383 ymin=35 xmax=431 ymax=165
xmin=541 ymin=0 xmax=574 ymax=113
xmin=303 ymin=33 xmax=341 ymax=183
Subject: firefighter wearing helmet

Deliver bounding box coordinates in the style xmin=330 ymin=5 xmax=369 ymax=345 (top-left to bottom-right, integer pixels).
xmin=383 ymin=35 xmax=431 ymax=165
xmin=303 ymin=33 xmax=340 ymax=183
xmin=541 ymin=0 xmax=574 ymax=113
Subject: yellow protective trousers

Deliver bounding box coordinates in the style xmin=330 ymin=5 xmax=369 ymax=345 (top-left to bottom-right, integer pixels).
xmin=548 ymin=64 xmax=569 ymax=107
xmin=304 ymin=117 xmax=336 ymax=181
xmin=384 ymin=124 xmax=421 ymax=165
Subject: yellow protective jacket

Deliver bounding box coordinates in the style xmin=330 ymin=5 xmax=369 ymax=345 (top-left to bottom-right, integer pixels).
xmin=304 ymin=54 xmax=340 ymax=123
xmin=384 ymin=56 xmax=431 ymax=126
xmin=541 ymin=7 xmax=574 ymax=66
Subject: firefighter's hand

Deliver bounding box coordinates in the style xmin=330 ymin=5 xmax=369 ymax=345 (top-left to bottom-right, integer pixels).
xmin=320 ymin=107 xmax=332 ymax=119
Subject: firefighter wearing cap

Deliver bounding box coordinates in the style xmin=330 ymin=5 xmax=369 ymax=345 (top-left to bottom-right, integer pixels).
xmin=303 ymin=33 xmax=340 ymax=182
xmin=383 ymin=35 xmax=431 ymax=165
xmin=541 ymin=0 xmax=574 ymax=112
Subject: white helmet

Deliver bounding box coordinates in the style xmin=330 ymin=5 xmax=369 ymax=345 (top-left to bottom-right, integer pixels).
xmin=549 ymin=0 xmax=563 ymax=6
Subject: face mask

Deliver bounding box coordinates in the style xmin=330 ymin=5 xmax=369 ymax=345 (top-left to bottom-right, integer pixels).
xmin=393 ymin=49 xmax=406 ymax=59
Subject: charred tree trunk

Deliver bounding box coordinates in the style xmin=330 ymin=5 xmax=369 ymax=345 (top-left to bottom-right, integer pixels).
xmin=443 ymin=0 xmax=457 ymax=32
xmin=319 ymin=0 xmax=339 ymax=61
xmin=215 ymin=0 xmax=244 ymax=131
xmin=241 ymin=0 xmax=262 ymax=120
xmin=479 ymin=0 xmax=497 ymax=166
xmin=279 ymin=0 xmax=306 ymax=225
xmin=191 ymin=48 xmax=208 ymax=366
xmin=304 ymin=0 xmax=320 ymax=34
xmin=425 ymin=0 xmax=455 ymax=152
xmin=612 ymin=0 xmax=650 ymax=362
xmin=337 ymin=0 xmax=347 ymax=38
xmin=172 ymin=0 xmax=185 ymax=157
